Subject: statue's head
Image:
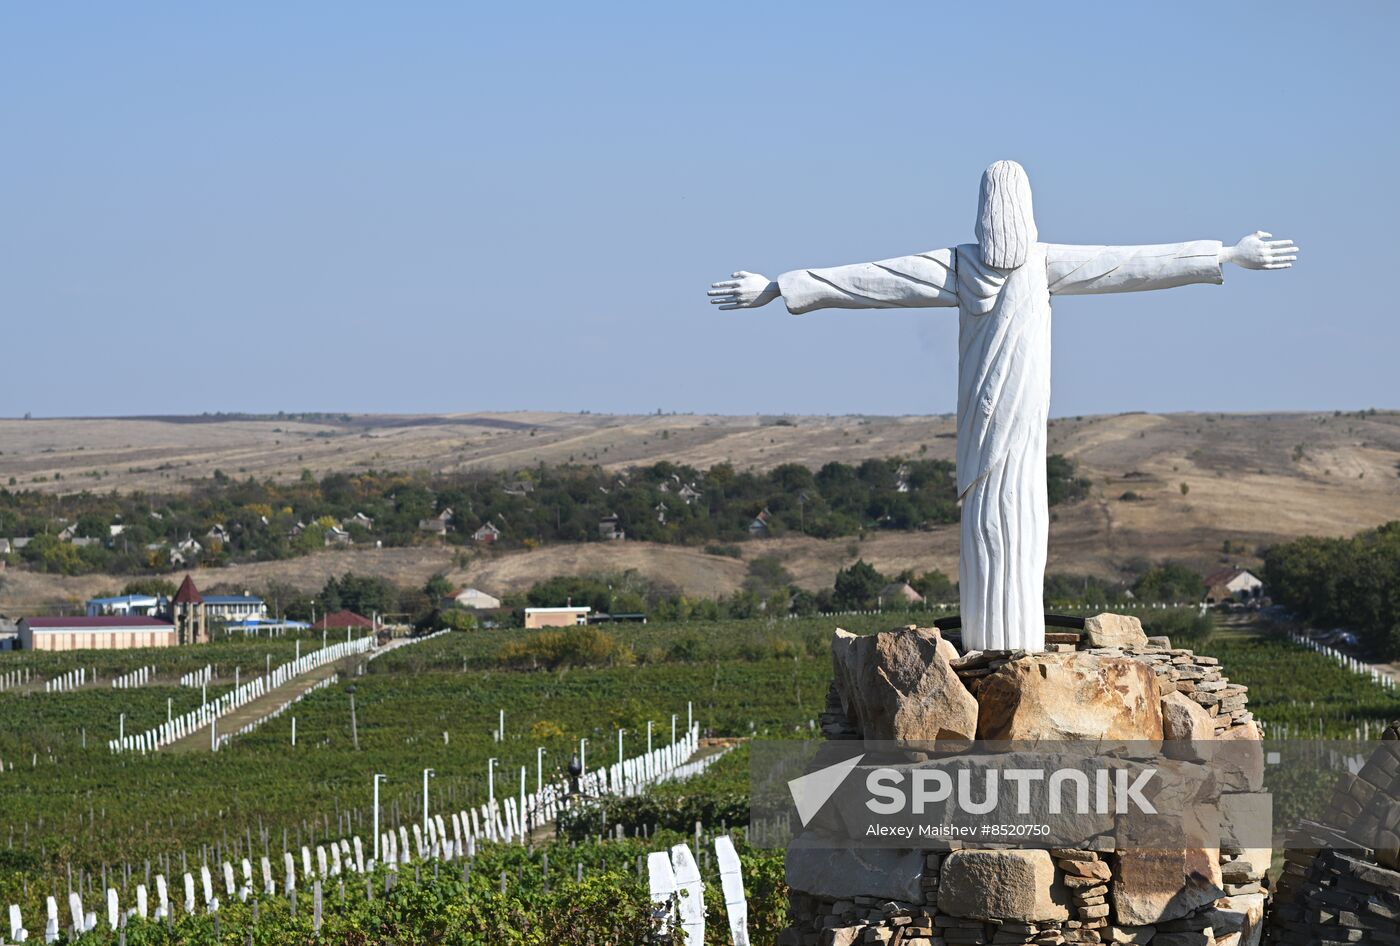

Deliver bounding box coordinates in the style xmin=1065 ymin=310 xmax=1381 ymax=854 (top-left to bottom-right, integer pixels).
xmin=975 ymin=160 xmax=1037 ymax=269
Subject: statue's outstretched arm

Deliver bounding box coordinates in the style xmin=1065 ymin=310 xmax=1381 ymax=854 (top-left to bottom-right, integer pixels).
xmin=708 ymin=248 xmax=959 ymax=315
xmin=1219 ymin=231 xmax=1299 ymax=270
xmin=707 ymin=272 xmax=781 ymax=311
xmin=1046 ymin=232 xmax=1298 ymax=297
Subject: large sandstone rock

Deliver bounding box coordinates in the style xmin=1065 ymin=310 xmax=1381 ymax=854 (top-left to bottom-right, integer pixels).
xmin=1083 ymin=612 xmax=1149 ymax=649
xmin=1219 ymin=792 xmax=1273 ymax=878
xmin=1208 ymin=892 xmax=1266 ymax=946
xmin=975 ymin=652 xmax=1164 ymax=747
xmin=1162 ymin=690 xmax=1217 ymax=761
xmin=1113 ymin=847 xmax=1224 ymax=926
xmin=784 ymin=837 xmax=925 ymax=902
xmin=937 ymin=849 xmax=1071 ymax=921
xmin=1212 ymin=722 xmax=1265 ymax=793
xmin=831 ymin=626 xmax=977 ymax=745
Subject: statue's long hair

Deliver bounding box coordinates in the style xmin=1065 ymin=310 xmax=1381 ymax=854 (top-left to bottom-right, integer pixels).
xmin=975 ymin=160 xmax=1037 ymax=269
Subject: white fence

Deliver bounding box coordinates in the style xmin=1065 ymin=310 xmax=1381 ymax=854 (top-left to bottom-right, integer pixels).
xmin=109 ymin=637 xmax=374 ymax=754
xmin=178 ymin=666 xmax=212 ymax=689
xmin=110 ymin=666 xmax=155 ymax=689
xmin=0 ymin=668 xmax=32 ymax=692
xmin=43 ymin=668 xmax=86 ymax=694
xmin=1290 ymin=631 xmax=1397 ymax=690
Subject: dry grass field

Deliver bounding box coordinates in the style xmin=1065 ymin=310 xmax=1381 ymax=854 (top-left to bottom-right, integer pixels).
xmin=1 ymin=410 xmax=1398 ymax=612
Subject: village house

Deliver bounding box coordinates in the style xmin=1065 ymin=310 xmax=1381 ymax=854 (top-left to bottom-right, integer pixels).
xmin=442 ymin=587 xmax=502 ymax=610
xmin=324 ymin=525 xmax=353 ymax=546
xmin=678 ymin=483 xmax=702 ymax=505
xmin=523 ymin=606 xmax=591 ymax=629
xmin=349 ymin=512 xmax=375 ymax=530
xmin=19 ymin=615 xmax=176 ymax=651
xmin=472 ymin=521 xmax=502 ymax=543
xmin=418 ymin=508 xmax=454 ymax=536
xmin=86 ymin=593 xmax=163 ymax=617
xmin=201 ymin=593 xmax=268 ymax=622
xmin=169 ymin=536 xmax=202 ymax=566
xmin=313 ymin=610 xmax=378 ymax=631
xmin=748 ymin=509 xmax=771 ymax=537
xmin=598 ymin=514 xmax=625 ymax=541
xmin=1204 ymin=567 xmax=1265 ymax=604
xmin=878 ymin=581 xmax=926 ymax=608
xmin=206 ymin=523 xmax=231 ymax=545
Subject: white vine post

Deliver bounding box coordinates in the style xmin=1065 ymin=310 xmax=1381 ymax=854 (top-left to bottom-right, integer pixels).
xmin=715 ymin=836 xmax=749 ymax=946
xmin=373 ymin=773 xmax=387 ymax=863
xmin=422 ymin=768 xmax=435 ymax=833
xmin=646 ymin=852 xmax=676 ymax=940
xmin=670 ymin=844 xmax=705 ymax=945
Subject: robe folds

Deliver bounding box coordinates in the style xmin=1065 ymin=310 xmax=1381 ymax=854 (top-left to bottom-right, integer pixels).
xmin=777 ymin=240 xmax=1223 ymax=651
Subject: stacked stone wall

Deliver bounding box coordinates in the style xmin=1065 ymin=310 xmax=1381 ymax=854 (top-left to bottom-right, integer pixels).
xmin=785 ymin=616 xmax=1269 ymax=946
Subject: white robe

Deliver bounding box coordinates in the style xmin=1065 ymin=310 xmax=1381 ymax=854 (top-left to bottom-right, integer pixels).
xmin=777 ymin=240 xmax=1223 ymax=651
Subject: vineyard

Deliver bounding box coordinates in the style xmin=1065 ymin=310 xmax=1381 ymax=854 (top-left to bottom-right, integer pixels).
xmin=1 ymin=611 xmax=1397 ymax=941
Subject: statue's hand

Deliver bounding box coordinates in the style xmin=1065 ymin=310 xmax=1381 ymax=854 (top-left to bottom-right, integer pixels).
xmin=708 ymin=271 xmax=779 ymax=310
xmin=1223 ymin=231 xmax=1298 ymax=270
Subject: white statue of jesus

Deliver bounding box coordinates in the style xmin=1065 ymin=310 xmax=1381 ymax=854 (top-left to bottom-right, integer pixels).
xmin=709 ymin=160 xmax=1298 ymax=653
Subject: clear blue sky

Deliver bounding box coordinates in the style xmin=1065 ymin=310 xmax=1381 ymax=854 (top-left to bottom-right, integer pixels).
xmin=2 ymin=2 xmax=1395 ymax=418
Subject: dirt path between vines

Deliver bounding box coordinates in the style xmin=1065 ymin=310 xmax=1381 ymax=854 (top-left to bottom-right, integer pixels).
xmin=166 ymin=654 xmax=360 ymax=753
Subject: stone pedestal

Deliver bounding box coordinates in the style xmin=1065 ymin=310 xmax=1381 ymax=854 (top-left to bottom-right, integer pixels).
xmin=783 ymin=617 xmax=1271 ymax=946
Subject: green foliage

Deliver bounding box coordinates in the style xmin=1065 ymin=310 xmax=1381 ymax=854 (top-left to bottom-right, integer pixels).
xmin=498 ymin=627 xmax=635 ymax=670
xmin=1042 ymin=574 xmax=1130 ymax=608
xmin=318 ymin=572 xmax=400 ymax=619
xmin=1046 ymin=454 xmax=1091 ymax=505
xmin=0 ymin=454 xmax=1096 ymax=577
xmin=1131 ymin=563 xmax=1204 ymax=603
xmin=122 ymin=577 xmax=179 ymax=597
xmin=744 ymin=557 xmax=793 ymax=598
xmin=903 ymin=569 xmax=955 ymax=602
xmin=424 ymin=573 xmax=453 ymax=601
xmin=833 ymin=560 xmax=886 ymax=610
xmin=1141 ymin=608 xmax=1215 ymax=648
xmin=3 ymin=609 xmax=1399 ymax=940
xmin=1265 ymin=522 xmax=1400 ymax=657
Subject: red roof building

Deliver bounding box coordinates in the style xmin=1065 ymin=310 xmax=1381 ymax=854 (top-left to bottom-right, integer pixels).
xmin=313 ymin=610 xmax=376 ymax=630
xmin=19 ymin=615 xmax=175 ymax=651
xmin=173 ymin=574 xmax=204 ymax=604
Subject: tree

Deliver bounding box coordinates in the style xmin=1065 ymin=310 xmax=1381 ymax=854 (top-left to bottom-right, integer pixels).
xmin=424 ymin=573 xmax=453 ymax=601
xmin=320 ymin=573 xmax=399 ymax=618
xmin=833 ymin=559 xmax=887 ymax=610
xmin=1131 ymin=564 xmax=1204 ymax=603
xmin=907 ymin=569 xmax=955 ymax=602
xmin=122 ymin=578 xmax=178 ymax=598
